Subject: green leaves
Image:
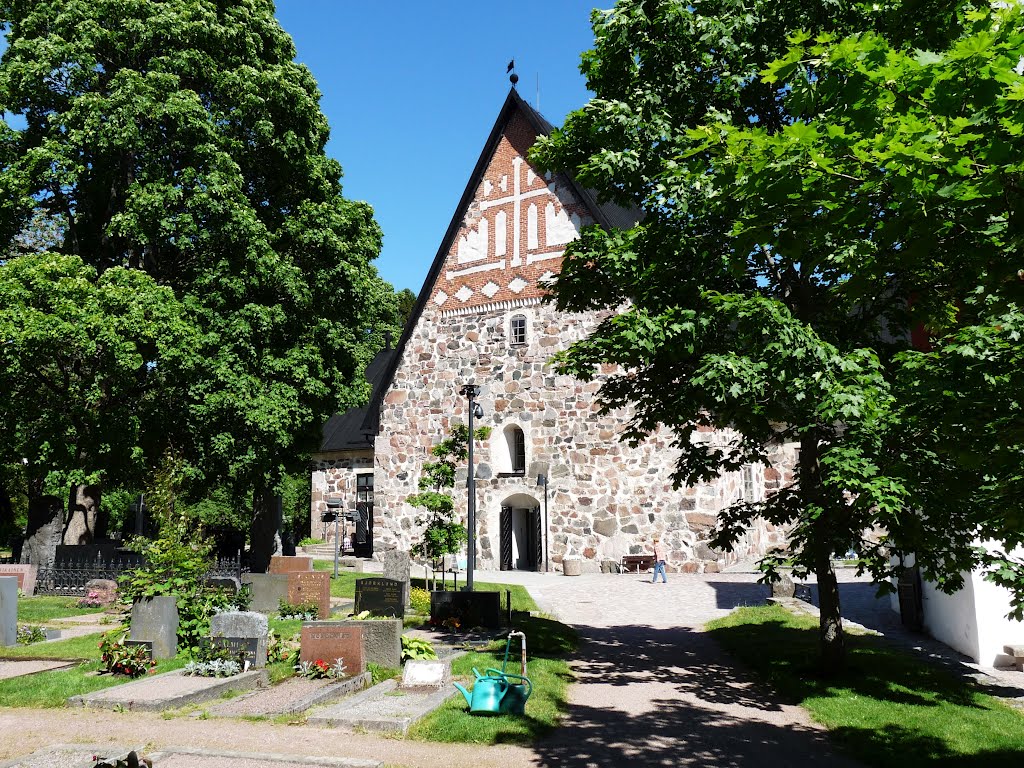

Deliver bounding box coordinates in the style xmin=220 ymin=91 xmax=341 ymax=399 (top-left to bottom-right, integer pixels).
xmin=0 ymin=0 xmax=393 ymax=503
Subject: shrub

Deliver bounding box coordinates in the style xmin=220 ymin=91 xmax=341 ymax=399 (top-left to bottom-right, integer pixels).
xmin=183 ymin=658 xmax=242 ymax=677
xmin=401 ymin=635 xmax=437 ymax=662
xmin=277 ymin=598 xmax=319 ymax=620
xmin=298 ymin=537 xmax=324 ymax=546
xmin=16 ymin=625 xmax=46 ymax=645
xmin=409 ymin=587 xmax=431 ymax=615
xmin=99 ymin=631 xmax=156 ymax=678
xmin=78 ymin=590 xmax=104 ymax=609
xmin=267 ymin=630 xmax=301 ymax=667
xmin=294 ymin=658 xmax=347 ymax=680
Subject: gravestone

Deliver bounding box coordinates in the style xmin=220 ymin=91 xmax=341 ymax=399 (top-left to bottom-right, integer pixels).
xmin=0 ymin=564 xmax=38 ymax=596
xmin=0 ymin=577 xmax=17 ymax=647
xmin=300 ymin=622 xmax=365 ymax=674
xmin=288 ymin=572 xmax=332 ymax=619
xmin=381 ymin=550 xmax=411 ymax=607
xmin=84 ymin=579 xmax=118 ymax=606
xmin=430 ymin=590 xmax=501 ymax=628
xmin=269 ymin=555 xmax=313 ymax=574
xmin=770 ymin=573 xmax=796 ymax=599
xmin=354 ymin=577 xmax=405 ymax=618
xmin=130 ymin=596 xmax=178 ymax=659
xmin=20 ymin=495 xmax=63 ymax=571
xmin=402 ymin=658 xmax=453 ymax=689
xmin=327 ymin=619 xmax=401 ymax=668
xmin=241 ymin=573 xmax=289 ymax=614
xmin=209 ymin=611 xmax=269 ymax=668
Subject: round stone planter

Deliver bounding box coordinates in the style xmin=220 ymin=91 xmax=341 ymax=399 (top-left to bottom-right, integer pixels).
xmin=563 ymin=558 xmax=582 ymax=577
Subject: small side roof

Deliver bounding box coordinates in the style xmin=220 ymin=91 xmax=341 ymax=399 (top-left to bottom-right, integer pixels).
xmin=319 ymin=346 xmax=396 ymax=452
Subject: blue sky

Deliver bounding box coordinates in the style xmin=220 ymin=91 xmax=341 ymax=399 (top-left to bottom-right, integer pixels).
xmin=273 ymin=1 xmax=603 ymax=293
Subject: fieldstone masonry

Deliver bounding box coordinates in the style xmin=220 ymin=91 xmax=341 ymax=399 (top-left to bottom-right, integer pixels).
xmin=311 ymin=93 xmax=796 ymax=573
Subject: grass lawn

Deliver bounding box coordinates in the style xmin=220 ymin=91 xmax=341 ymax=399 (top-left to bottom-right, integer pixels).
xmin=0 ymin=627 xmax=186 ymax=708
xmin=706 ymin=603 xmax=1024 ymax=768
xmin=408 ymin=613 xmax=577 ymax=744
xmin=17 ymin=596 xmax=107 ymax=624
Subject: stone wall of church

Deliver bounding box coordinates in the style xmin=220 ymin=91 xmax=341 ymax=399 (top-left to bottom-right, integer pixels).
xmin=373 ymin=299 xmax=793 ymax=572
xmin=311 ymin=451 xmax=373 ymax=523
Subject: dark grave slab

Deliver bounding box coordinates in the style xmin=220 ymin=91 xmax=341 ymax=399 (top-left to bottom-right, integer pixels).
xmin=354 ymin=577 xmax=405 ymax=618
xmin=0 ymin=564 xmax=38 ymax=596
xmin=269 ymin=555 xmax=313 ymax=574
xmin=300 ymin=622 xmax=365 ymax=674
xmin=130 ymin=595 xmax=178 ymax=659
xmin=287 ymin=571 xmax=331 ymax=619
xmin=205 ymin=636 xmax=260 ymax=668
xmin=241 ymin=573 xmax=289 ymax=614
xmin=430 ymin=590 xmax=501 ymax=629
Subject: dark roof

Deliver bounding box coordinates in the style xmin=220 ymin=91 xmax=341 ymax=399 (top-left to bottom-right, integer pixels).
xmin=319 ymin=346 xmax=396 ymax=452
xmin=359 ymin=88 xmax=639 ymax=437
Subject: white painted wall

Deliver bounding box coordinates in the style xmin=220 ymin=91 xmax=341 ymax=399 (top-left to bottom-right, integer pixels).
xmin=895 ymin=546 xmax=1024 ymax=666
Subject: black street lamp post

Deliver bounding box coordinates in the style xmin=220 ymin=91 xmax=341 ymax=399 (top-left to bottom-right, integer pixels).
xmin=537 ymin=474 xmax=549 ymax=573
xmin=460 ymin=383 xmax=484 ymax=591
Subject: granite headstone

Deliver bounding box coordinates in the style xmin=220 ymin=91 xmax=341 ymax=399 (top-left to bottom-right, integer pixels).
xmin=300 ymin=622 xmax=365 ymax=674
xmin=380 ymin=550 xmax=411 ymax=607
xmin=326 ymin=619 xmax=401 ymax=668
xmin=84 ymin=578 xmax=118 ymax=606
xmin=209 ymin=611 xmax=269 ymax=668
xmin=354 ymin=577 xmax=405 ymax=618
xmin=269 ymin=555 xmax=313 ymax=574
xmin=0 ymin=564 xmax=38 ymax=596
xmin=770 ymin=573 xmax=796 ymax=599
xmin=287 ymin=571 xmax=331 ymax=619
xmin=241 ymin=573 xmax=289 ymax=614
xmin=0 ymin=577 xmax=16 ymax=647
xmin=130 ymin=595 xmax=179 ymax=659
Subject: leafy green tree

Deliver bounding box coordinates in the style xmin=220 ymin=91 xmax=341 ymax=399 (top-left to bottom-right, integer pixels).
xmin=0 ymin=0 xmax=391 ymax=561
xmin=0 ymin=252 xmax=196 ymax=539
xmin=408 ymin=424 xmax=491 ymax=589
xmin=532 ymin=0 xmax=1001 ymax=671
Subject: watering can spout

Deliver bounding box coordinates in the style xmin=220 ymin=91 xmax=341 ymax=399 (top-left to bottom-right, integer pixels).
xmin=453 ymin=682 xmax=472 ymax=707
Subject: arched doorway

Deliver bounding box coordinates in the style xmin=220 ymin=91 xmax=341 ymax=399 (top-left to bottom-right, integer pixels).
xmin=499 ymin=493 xmax=542 ymax=571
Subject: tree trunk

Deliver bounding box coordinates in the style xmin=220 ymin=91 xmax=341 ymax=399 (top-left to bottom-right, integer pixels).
xmin=63 ymin=484 xmax=102 ymax=545
xmin=249 ymin=489 xmax=282 ymax=573
xmin=800 ymin=430 xmax=846 ymax=673
xmin=816 ymin=548 xmax=845 ymax=673
xmin=21 ymin=495 xmax=64 ymax=569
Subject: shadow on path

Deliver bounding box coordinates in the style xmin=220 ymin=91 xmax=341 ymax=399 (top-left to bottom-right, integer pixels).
xmin=532 ymin=623 xmax=858 ymax=768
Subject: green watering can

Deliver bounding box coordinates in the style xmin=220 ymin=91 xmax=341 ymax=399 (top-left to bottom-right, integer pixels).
xmin=453 ymin=668 xmax=509 ymax=715
xmin=484 ymin=668 xmax=533 ymax=715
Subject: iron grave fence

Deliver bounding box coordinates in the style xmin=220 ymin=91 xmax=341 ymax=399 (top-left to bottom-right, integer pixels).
xmin=34 ymin=553 xmax=247 ymax=597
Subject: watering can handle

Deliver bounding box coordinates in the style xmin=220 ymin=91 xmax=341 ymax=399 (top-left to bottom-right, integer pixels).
xmin=486 ymin=669 xmax=532 ymax=699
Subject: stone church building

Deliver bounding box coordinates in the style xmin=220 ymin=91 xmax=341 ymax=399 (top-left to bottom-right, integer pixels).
xmin=312 ymin=89 xmax=793 ymax=573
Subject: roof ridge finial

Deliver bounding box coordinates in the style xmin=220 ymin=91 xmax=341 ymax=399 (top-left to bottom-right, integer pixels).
xmin=507 ymin=58 xmax=518 ymax=88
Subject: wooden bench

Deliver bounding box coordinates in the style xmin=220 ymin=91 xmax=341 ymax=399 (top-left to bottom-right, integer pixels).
xmin=1003 ymin=645 xmax=1024 ymax=671
xmin=620 ymin=555 xmax=656 ymax=575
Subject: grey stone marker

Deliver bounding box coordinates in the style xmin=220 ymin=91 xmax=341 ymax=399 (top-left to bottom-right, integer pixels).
xmin=241 ymin=572 xmax=290 ymax=614
xmin=209 ymin=610 xmax=269 ymax=668
xmin=381 ymin=549 xmax=411 ymax=607
xmin=401 ymin=658 xmax=452 ymax=689
xmin=0 ymin=577 xmax=17 ymax=647
xmin=130 ymin=595 xmax=179 ymax=659
xmin=770 ymin=573 xmax=796 ymax=598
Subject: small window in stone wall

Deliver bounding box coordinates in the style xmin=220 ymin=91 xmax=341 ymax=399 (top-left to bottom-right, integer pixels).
xmin=742 ymin=464 xmax=758 ymax=501
xmin=510 ymin=314 xmax=527 ymax=345
xmin=501 ymin=424 xmax=526 ymax=475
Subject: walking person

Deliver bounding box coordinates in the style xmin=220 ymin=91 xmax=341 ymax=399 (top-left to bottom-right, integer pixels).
xmin=651 ymin=536 xmax=667 ymax=583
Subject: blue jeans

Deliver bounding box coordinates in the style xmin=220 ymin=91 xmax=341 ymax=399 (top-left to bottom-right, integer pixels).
xmin=652 ymin=560 xmax=667 ymax=583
